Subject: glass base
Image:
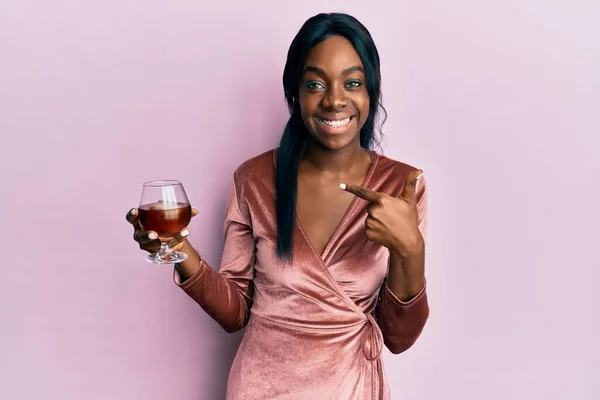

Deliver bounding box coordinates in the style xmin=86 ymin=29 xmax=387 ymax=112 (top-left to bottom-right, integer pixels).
xmin=146 ymin=251 xmax=188 ymax=264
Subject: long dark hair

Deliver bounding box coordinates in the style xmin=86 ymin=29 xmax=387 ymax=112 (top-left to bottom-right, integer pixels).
xmin=276 ymin=12 xmax=386 ymax=259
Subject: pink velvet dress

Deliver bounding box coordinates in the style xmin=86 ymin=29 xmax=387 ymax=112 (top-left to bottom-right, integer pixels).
xmin=174 ymin=149 xmax=430 ymax=400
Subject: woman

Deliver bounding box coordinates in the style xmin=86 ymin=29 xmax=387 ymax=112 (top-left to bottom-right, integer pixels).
xmin=127 ymin=12 xmax=429 ymax=400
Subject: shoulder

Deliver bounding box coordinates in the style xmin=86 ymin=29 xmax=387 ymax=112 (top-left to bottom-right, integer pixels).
xmin=372 ymin=152 xmax=428 ymax=198
xmin=375 ymin=152 xmax=420 ymax=177
xmin=230 ymin=148 xmax=277 ymax=201
xmin=232 ymin=148 xmax=276 ymax=182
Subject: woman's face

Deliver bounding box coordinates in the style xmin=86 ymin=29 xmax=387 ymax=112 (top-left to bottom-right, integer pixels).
xmin=298 ymin=36 xmax=370 ymax=151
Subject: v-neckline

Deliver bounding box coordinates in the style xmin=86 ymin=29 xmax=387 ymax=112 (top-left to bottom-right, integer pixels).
xmin=294 ymin=151 xmax=379 ymax=262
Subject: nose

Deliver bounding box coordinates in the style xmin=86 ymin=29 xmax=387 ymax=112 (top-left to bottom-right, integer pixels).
xmin=321 ymin=84 xmax=348 ymax=110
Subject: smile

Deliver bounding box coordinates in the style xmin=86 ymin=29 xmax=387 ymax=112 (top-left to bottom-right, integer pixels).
xmin=316 ymin=116 xmax=353 ymax=128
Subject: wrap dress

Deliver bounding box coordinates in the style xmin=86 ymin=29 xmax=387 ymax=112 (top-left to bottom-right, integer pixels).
xmin=174 ymin=149 xmax=430 ymax=400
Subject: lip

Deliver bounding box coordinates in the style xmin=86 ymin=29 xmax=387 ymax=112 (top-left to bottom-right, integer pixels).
xmin=313 ymin=115 xmax=355 ymax=134
xmin=315 ymin=114 xmax=354 ymax=122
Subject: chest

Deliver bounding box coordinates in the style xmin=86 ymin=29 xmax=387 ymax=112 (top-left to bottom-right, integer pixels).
xmin=296 ymin=177 xmax=358 ymax=257
xmin=248 ymin=156 xmax=391 ymax=304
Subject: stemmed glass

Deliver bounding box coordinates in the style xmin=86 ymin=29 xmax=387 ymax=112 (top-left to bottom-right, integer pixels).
xmin=138 ymin=180 xmax=192 ymax=264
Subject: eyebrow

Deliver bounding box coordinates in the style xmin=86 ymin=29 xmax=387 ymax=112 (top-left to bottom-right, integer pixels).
xmin=303 ymin=65 xmax=365 ymax=76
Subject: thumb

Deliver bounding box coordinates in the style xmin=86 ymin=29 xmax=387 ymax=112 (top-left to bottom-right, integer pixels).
xmin=400 ymin=169 xmax=423 ymax=202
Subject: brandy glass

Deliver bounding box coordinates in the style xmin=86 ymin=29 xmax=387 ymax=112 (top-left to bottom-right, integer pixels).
xmin=138 ymin=180 xmax=192 ymax=264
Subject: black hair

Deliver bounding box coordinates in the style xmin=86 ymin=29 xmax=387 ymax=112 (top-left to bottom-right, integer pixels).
xmin=276 ymin=12 xmax=386 ymax=259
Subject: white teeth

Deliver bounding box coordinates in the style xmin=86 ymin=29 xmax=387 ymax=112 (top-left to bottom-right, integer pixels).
xmin=318 ymin=117 xmax=351 ymax=127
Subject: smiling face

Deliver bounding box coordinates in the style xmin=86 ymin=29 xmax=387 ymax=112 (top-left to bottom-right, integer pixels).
xmin=298 ymin=35 xmax=370 ymax=151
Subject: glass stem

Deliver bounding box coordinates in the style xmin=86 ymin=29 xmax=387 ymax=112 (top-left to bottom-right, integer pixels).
xmin=157 ymin=242 xmax=174 ymax=261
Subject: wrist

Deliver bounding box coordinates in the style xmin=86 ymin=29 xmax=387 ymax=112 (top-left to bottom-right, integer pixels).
xmin=385 ymin=274 xmax=425 ymax=302
xmin=390 ymin=235 xmax=424 ymax=260
xmin=172 ymin=237 xmax=190 ymax=252
xmin=174 ymin=241 xmax=202 ymax=282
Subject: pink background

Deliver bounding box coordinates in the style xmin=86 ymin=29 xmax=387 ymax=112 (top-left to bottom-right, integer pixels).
xmin=1 ymin=1 xmax=598 ymax=399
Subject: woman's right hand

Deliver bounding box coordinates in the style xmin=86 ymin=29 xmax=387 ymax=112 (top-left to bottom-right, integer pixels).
xmin=125 ymin=207 xmax=199 ymax=253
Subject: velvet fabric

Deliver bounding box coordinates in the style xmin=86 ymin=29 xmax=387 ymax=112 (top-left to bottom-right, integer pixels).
xmin=174 ymin=149 xmax=429 ymax=399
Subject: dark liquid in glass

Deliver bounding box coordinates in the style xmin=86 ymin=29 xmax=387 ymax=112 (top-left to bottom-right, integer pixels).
xmin=138 ymin=202 xmax=192 ymax=240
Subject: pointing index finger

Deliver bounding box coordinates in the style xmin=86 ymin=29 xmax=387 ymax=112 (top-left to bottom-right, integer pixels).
xmin=340 ymin=183 xmax=382 ymax=203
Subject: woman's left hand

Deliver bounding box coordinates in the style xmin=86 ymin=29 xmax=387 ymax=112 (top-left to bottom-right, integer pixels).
xmin=341 ymin=169 xmax=424 ymax=258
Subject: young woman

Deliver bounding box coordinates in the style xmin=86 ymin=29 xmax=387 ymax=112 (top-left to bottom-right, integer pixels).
xmin=127 ymin=12 xmax=429 ymax=400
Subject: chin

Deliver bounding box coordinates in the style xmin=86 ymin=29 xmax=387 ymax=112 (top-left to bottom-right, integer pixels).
xmin=311 ymin=131 xmax=361 ymax=152
xmin=308 ymin=116 xmax=362 ymax=150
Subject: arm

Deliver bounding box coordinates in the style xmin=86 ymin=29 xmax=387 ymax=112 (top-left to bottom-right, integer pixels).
xmin=375 ymin=174 xmax=430 ymax=354
xmin=173 ymin=174 xmax=256 ymax=333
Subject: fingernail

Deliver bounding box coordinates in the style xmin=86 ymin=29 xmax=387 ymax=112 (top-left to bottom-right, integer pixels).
xmin=148 ymin=232 xmax=158 ymax=240
xmin=339 ymin=183 xmax=347 ymax=190
xmin=130 ymin=208 xmax=137 ymax=216
xmin=180 ymin=228 xmax=190 ymax=237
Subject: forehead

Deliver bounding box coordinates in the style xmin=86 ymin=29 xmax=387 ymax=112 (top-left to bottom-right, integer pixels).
xmin=304 ymin=36 xmax=364 ymax=72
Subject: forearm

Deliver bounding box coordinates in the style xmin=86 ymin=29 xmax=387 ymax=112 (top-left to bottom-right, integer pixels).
xmin=376 ymin=173 xmax=430 ymax=353
xmin=173 ymin=239 xmax=202 ymax=282
xmin=173 ymin=240 xmax=252 ymax=333
xmin=375 ymin=282 xmax=429 ymax=354
xmin=387 ymin=237 xmax=426 ymax=302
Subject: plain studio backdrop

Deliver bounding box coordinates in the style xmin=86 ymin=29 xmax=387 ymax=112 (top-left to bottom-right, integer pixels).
xmin=1 ymin=1 xmax=598 ymax=399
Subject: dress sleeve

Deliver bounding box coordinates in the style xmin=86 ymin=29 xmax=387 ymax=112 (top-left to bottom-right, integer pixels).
xmin=173 ymin=172 xmax=256 ymax=333
xmin=375 ymin=174 xmax=430 ymax=354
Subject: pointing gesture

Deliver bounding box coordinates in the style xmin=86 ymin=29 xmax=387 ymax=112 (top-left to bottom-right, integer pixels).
xmin=341 ymin=169 xmax=424 ymax=258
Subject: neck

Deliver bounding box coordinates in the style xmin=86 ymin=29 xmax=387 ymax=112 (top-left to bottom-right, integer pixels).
xmin=301 ymin=139 xmax=369 ymax=174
